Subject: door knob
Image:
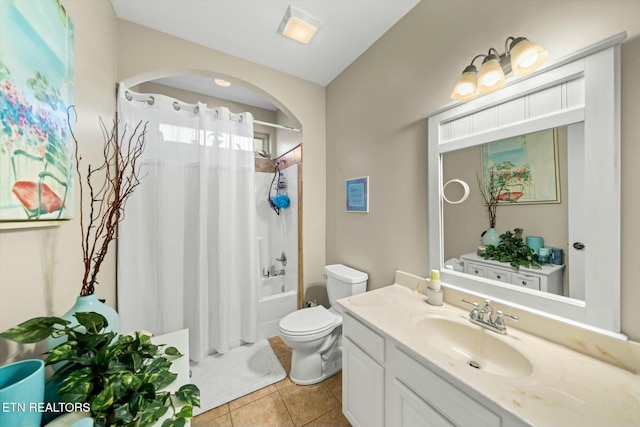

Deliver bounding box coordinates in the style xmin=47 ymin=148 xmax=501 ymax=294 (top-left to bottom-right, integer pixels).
xmin=573 ymin=242 xmax=586 ymax=250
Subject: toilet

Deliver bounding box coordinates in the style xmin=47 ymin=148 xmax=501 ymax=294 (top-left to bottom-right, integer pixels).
xmin=278 ymin=264 xmax=368 ymax=385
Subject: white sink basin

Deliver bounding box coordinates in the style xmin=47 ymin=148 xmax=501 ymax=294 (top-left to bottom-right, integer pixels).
xmin=417 ymin=316 xmax=533 ymax=378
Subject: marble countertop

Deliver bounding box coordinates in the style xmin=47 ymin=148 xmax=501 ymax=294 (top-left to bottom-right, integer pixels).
xmin=338 ymin=284 xmax=640 ymax=427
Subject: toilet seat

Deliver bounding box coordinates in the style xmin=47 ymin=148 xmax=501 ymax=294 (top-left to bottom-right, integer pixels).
xmin=278 ymin=306 xmax=337 ymax=337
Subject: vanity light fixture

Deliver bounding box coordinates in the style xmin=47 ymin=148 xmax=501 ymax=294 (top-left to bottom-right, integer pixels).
xmin=277 ymin=5 xmax=321 ymax=45
xmin=451 ymin=36 xmax=548 ymax=101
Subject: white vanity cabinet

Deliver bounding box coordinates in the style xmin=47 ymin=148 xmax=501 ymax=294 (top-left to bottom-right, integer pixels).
xmin=461 ymin=253 xmax=564 ymax=295
xmin=342 ymin=313 xmax=385 ymax=427
xmin=343 ymin=312 xmax=525 ymax=427
xmin=388 ymin=345 xmax=501 ymax=427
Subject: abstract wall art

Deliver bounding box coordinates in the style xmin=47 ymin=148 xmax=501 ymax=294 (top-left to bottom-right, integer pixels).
xmin=0 ymin=0 xmax=74 ymax=222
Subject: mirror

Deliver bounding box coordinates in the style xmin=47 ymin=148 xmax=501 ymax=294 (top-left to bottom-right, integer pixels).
xmin=442 ymin=127 xmax=577 ymax=298
xmin=427 ymin=33 xmax=625 ymax=334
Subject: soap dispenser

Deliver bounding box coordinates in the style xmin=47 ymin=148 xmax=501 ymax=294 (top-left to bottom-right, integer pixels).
xmin=427 ymin=269 xmax=443 ymax=306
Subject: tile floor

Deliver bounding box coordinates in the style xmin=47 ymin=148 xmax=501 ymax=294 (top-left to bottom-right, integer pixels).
xmin=192 ymin=336 xmax=352 ymax=427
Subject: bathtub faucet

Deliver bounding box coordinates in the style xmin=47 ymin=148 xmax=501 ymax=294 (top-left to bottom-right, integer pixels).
xmin=275 ymin=251 xmax=287 ymax=266
xmin=271 ymin=268 xmax=286 ymax=276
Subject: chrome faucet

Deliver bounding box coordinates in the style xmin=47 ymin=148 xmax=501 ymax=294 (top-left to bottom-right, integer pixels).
xmin=461 ymin=299 xmax=518 ymax=335
xmin=275 ymin=251 xmax=287 ymax=266
xmin=271 ymin=251 xmax=287 ymax=276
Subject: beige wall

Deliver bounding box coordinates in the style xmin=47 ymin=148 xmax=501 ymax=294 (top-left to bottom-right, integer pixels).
xmin=326 ymin=1 xmax=640 ymax=341
xmin=0 ymin=0 xmax=118 ymax=363
xmin=116 ymin=20 xmax=327 ymax=304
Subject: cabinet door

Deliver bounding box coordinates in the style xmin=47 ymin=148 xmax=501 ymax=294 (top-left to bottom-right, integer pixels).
xmin=389 ymin=379 xmax=454 ymax=427
xmin=390 ymin=346 xmax=501 ymax=427
xmin=343 ymin=337 xmax=385 ymax=427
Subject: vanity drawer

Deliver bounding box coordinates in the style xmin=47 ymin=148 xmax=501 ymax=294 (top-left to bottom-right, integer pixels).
xmin=512 ymin=273 xmax=541 ymax=290
xmin=464 ymin=262 xmax=488 ymax=277
xmin=487 ymin=267 xmax=512 ymax=283
xmin=343 ymin=313 xmax=385 ymax=363
xmin=390 ymin=346 xmax=500 ymax=427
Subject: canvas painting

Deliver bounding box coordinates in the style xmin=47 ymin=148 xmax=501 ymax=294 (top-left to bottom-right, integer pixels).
xmin=0 ymin=0 xmax=74 ymax=221
xmin=481 ymin=129 xmax=560 ymax=204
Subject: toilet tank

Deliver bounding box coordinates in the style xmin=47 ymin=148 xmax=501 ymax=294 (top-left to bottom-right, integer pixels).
xmin=324 ymin=264 xmax=368 ymax=309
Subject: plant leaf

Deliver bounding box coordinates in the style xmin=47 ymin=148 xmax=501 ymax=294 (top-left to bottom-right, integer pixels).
xmin=91 ymin=386 xmax=114 ymax=411
xmin=0 ymin=316 xmax=69 ymax=343
xmin=138 ymin=400 xmax=168 ymax=427
xmin=164 ymin=346 xmax=182 ymax=357
xmin=162 ymin=416 xmax=186 ymax=427
xmin=144 ymin=357 xmax=172 ymax=374
xmin=74 ymin=312 xmax=108 ymax=333
xmin=113 ymin=403 xmax=136 ymax=424
xmin=128 ymin=391 xmax=144 ymax=415
xmin=106 ymin=370 xmax=135 ymax=401
xmin=76 ymin=332 xmax=111 ymax=350
xmin=46 ymin=343 xmax=74 ymax=364
xmin=176 ymin=405 xmax=192 ymax=418
xmin=58 ymin=367 xmax=93 ymax=402
xmin=175 ymin=384 xmax=200 ymax=407
xmin=148 ymin=370 xmax=177 ymax=392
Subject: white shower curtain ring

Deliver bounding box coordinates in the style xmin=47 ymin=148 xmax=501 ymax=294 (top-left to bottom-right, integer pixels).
xmin=442 ymin=179 xmax=470 ymax=204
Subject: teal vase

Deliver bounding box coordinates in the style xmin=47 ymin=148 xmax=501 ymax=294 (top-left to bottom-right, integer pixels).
xmin=0 ymin=359 xmax=45 ymax=427
xmin=481 ymin=227 xmax=501 ymax=246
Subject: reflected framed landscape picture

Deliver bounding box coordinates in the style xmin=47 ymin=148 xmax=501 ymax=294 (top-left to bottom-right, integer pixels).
xmin=0 ymin=0 xmax=74 ymax=223
xmin=481 ymin=129 xmax=560 ymax=205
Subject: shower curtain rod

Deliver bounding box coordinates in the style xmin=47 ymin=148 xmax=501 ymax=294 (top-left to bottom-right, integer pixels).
xmin=254 ymin=120 xmax=301 ymax=133
xmin=124 ymin=90 xmax=301 ymax=133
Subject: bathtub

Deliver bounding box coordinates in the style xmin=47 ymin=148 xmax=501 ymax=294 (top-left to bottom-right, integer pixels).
xmin=258 ymin=275 xmax=297 ymax=339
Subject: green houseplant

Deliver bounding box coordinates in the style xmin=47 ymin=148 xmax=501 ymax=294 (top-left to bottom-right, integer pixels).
xmin=0 ymin=312 xmax=199 ymax=427
xmin=480 ymin=228 xmax=541 ymax=269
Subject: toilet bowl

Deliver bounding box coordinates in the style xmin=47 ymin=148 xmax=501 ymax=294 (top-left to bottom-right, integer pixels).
xmin=278 ymin=264 xmax=368 ymax=385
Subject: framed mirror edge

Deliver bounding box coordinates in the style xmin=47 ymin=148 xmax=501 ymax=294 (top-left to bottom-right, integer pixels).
xmin=427 ymin=32 xmax=626 ymax=335
xmin=441 ymin=277 xmax=629 ymax=342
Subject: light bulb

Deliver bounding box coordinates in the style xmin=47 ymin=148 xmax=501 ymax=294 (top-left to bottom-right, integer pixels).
xmin=451 ymin=65 xmax=478 ymax=101
xmin=518 ymin=52 xmax=539 ymax=69
xmin=509 ymin=38 xmax=548 ymax=76
xmin=477 ymin=55 xmax=505 ymax=94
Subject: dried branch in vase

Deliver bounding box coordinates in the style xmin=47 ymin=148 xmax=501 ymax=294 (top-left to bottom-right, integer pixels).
xmin=476 ymin=169 xmax=503 ymax=229
xmin=68 ymin=108 xmax=147 ymax=296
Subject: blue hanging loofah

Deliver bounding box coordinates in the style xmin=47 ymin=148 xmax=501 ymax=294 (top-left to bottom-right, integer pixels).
xmin=271 ymin=194 xmax=290 ymax=209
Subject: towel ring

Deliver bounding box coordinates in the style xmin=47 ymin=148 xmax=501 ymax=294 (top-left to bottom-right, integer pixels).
xmin=442 ymin=179 xmax=470 ymax=204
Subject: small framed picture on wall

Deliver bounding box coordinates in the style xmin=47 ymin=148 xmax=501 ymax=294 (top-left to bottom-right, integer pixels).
xmin=346 ymin=176 xmax=369 ymax=213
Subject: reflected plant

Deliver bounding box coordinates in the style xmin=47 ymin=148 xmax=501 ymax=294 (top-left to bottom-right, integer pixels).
xmin=481 ymin=228 xmax=540 ymax=269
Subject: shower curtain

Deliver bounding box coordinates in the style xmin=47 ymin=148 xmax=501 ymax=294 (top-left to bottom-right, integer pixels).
xmin=116 ymin=84 xmax=258 ymax=362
